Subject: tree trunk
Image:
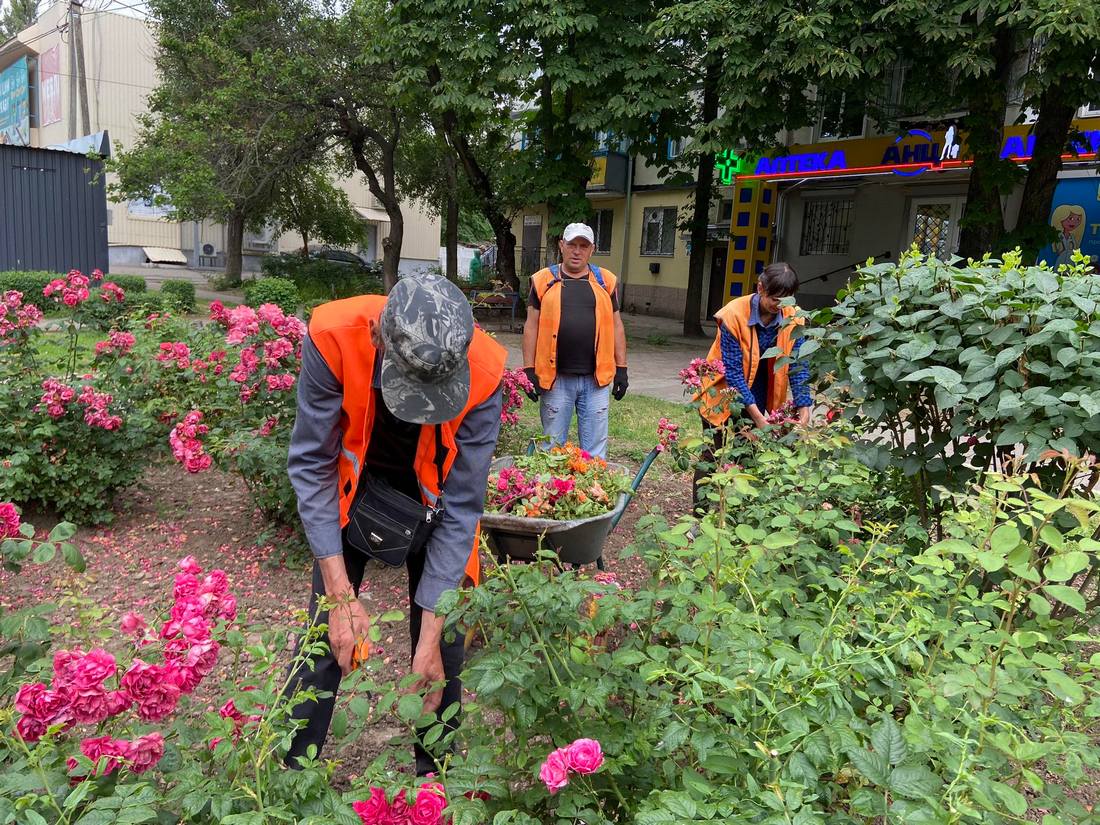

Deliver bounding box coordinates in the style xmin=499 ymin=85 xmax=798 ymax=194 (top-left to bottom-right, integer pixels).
xmin=494 ymin=223 xmax=519 ymax=295
xmin=956 ymin=28 xmax=1018 ymax=260
xmin=683 ymin=58 xmax=721 ymax=338
xmin=444 ymin=151 xmax=459 ymax=281
xmin=435 ymin=110 xmax=521 ymax=298
xmin=224 ymin=210 xmax=245 ymax=286
xmin=382 ymin=207 xmax=403 ymax=293
xmin=1014 ymin=84 xmax=1077 ymax=262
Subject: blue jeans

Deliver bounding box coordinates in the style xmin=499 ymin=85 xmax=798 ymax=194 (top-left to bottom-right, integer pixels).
xmin=539 ymin=374 xmax=610 ymax=458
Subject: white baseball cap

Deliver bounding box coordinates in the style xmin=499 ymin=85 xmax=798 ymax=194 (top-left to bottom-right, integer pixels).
xmin=562 ymin=223 xmax=595 ymax=244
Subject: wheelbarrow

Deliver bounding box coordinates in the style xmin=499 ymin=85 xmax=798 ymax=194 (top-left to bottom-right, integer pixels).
xmin=479 ymin=446 xmax=661 ymax=570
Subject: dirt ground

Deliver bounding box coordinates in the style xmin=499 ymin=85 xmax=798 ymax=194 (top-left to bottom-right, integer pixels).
xmin=0 ymin=459 xmax=693 ymax=782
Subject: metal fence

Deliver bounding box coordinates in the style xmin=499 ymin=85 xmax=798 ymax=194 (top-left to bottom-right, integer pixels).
xmin=0 ymin=144 xmax=109 ymax=273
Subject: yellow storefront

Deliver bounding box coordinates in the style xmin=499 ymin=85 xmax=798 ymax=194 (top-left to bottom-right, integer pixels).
xmin=722 ymin=118 xmax=1100 ymax=307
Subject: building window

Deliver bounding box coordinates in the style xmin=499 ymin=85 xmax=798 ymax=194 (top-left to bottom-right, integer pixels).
xmin=641 ymin=207 xmax=677 ymax=256
xmin=817 ymin=91 xmax=865 ymax=140
xmin=592 ymin=209 xmax=613 ymax=254
xmin=719 ymin=198 xmax=734 ymax=224
xmin=595 ymin=130 xmax=627 ymax=153
xmin=666 ymin=138 xmax=686 ymax=159
xmin=799 ymin=200 xmax=852 ymax=255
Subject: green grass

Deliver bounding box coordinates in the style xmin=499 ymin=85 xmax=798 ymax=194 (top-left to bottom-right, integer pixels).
xmin=497 ymin=392 xmax=697 ymax=463
xmin=32 ymin=328 xmax=103 ymax=371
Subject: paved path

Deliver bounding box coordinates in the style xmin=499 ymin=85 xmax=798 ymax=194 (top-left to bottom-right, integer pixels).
xmin=494 ymin=333 xmax=705 ymax=403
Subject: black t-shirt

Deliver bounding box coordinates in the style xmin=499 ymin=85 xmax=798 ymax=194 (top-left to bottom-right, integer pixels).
xmin=529 ymin=273 xmax=619 ymax=377
xmin=365 ymin=388 xmax=420 ymax=498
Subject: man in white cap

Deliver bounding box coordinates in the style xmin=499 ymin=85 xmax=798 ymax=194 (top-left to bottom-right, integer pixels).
xmin=522 ymin=222 xmax=628 ymax=458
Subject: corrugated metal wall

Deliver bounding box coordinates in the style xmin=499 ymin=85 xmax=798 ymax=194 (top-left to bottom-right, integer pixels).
xmin=0 ymin=144 xmax=110 ymax=273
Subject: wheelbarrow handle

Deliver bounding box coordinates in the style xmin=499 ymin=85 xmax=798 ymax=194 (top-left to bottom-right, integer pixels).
xmin=608 ymin=446 xmax=661 ymax=533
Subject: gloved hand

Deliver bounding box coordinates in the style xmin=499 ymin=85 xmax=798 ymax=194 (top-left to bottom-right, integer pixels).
xmin=612 ymin=366 xmax=629 ymax=401
xmin=522 ymin=367 xmax=541 ymax=402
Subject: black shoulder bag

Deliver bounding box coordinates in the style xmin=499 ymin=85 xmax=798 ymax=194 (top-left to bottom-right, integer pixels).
xmin=345 ymin=427 xmax=445 ymax=567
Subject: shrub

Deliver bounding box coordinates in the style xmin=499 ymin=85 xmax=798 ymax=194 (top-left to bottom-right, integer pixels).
xmin=0 ymin=273 xmax=161 ymax=523
xmin=809 ymin=250 xmax=1100 ymax=528
xmin=0 ymin=271 xmax=53 ymax=308
xmin=261 ymin=253 xmax=383 ymax=302
xmin=395 ymin=431 xmax=1100 ymax=825
xmin=0 ymin=271 xmax=146 ymax=315
xmin=106 ymin=274 xmax=147 ymax=295
xmin=149 ymin=300 xmax=305 ymax=530
xmin=160 ymin=279 xmax=197 ymax=312
xmin=243 ymin=277 xmax=300 ymax=315
xmin=0 ymin=543 xmax=382 ymax=823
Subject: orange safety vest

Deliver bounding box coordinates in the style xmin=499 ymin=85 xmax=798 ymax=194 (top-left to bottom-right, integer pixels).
xmin=308 ymin=295 xmax=507 ymax=586
xmin=530 ymin=265 xmax=619 ymax=390
xmin=696 ymin=295 xmax=803 ymax=426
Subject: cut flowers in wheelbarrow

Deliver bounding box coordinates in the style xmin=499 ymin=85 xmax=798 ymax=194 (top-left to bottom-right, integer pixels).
xmin=485 ymin=444 xmax=630 ymax=520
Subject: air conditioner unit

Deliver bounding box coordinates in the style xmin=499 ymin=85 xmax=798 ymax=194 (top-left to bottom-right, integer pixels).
xmin=244 ymin=225 xmax=276 ymax=251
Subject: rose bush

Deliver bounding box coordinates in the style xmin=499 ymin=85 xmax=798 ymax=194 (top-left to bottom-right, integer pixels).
xmin=809 ymin=250 xmax=1100 ymax=530
xmin=367 ymin=426 xmax=1100 ymax=825
xmin=1 ymin=531 xmax=397 ymax=823
xmin=142 ymin=300 xmax=307 ymax=529
xmin=0 ymin=278 xmax=160 ymax=523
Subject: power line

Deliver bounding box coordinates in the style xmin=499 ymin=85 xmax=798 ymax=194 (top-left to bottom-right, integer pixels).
xmin=45 ymin=68 xmax=155 ymax=91
xmin=0 ymin=20 xmax=69 ymax=58
xmin=80 ymin=0 xmax=149 ymax=18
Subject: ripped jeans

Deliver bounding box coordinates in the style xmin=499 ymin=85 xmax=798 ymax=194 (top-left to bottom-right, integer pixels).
xmin=539 ymin=373 xmax=610 ymax=458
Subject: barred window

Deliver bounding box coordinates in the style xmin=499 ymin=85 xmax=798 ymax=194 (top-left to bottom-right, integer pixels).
xmin=593 ymin=209 xmax=613 ymax=254
xmin=799 ymin=200 xmax=852 ymax=255
xmin=642 ymin=207 xmax=677 ymax=256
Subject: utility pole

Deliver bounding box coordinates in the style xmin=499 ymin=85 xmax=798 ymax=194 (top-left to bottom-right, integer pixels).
xmin=66 ymin=1 xmax=76 ymax=138
xmin=72 ymin=0 xmax=91 ymax=136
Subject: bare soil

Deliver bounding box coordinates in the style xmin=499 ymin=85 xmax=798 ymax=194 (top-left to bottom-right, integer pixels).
xmin=1 ymin=460 xmax=692 ymax=782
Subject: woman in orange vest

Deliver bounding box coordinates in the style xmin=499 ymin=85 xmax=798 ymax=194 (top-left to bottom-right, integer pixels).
xmin=521 ymin=222 xmax=628 ymax=458
xmin=693 ymin=262 xmax=812 ymax=507
xmin=283 ymin=274 xmax=506 ymax=775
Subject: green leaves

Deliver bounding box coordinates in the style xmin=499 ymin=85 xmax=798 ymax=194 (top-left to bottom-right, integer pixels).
xmin=870 ymin=717 xmax=907 ymax=766
xmin=902 ymin=366 xmax=963 ymax=387
xmin=1044 ymin=551 xmax=1088 ymax=582
xmin=889 ymin=765 xmax=942 ymax=799
xmin=817 ymin=255 xmax=1100 ymax=530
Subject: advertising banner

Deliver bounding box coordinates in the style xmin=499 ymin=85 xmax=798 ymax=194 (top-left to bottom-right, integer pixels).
xmin=1037 ymin=178 xmax=1100 ymax=268
xmin=39 ymin=45 xmax=62 ymax=127
xmin=0 ymin=57 xmax=30 ymax=146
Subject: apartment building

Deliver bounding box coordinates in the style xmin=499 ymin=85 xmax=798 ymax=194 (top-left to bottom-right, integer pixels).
xmin=516 ymin=66 xmax=1100 ymax=320
xmin=728 ymin=86 xmax=1100 ymax=309
xmin=513 ymin=135 xmax=735 ymax=320
xmin=0 ymin=1 xmax=440 ymax=273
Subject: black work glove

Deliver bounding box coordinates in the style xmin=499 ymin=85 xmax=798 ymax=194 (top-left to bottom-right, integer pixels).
xmin=612 ymin=366 xmax=629 ymax=401
xmin=522 ymin=367 xmax=541 ymax=401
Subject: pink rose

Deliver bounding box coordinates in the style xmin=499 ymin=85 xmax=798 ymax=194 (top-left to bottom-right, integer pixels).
xmin=120 ymin=611 xmax=147 ymax=636
xmin=352 ymin=787 xmax=392 ymax=825
xmin=0 ymin=502 xmax=20 ymax=539
xmin=539 ymin=747 xmax=571 ymax=793
xmin=389 ymin=789 xmax=412 ymax=823
xmin=105 ymin=689 xmax=132 ymax=717
xmin=565 ymin=738 xmax=604 ymax=774
xmin=217 ymin=593 xmax=238 ymax=621
xmin=16 ymin=715 xmax=48 ymax=742
xmin=127 ymin=731 xmax=164 ymax=773
xmin=121 ymin=659 xmax=180 ymax=721
xmin=78 ymin=735 xmax=131 ymax=776
xmin=178 ymin=555 xmax=203 ymax=575
xmin=411 ymin=782 xmax=447 ymax=825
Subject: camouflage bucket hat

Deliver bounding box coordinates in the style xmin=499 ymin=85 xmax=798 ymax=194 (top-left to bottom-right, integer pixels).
xmin=379 ymin=273 xmax=475 ymax=425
